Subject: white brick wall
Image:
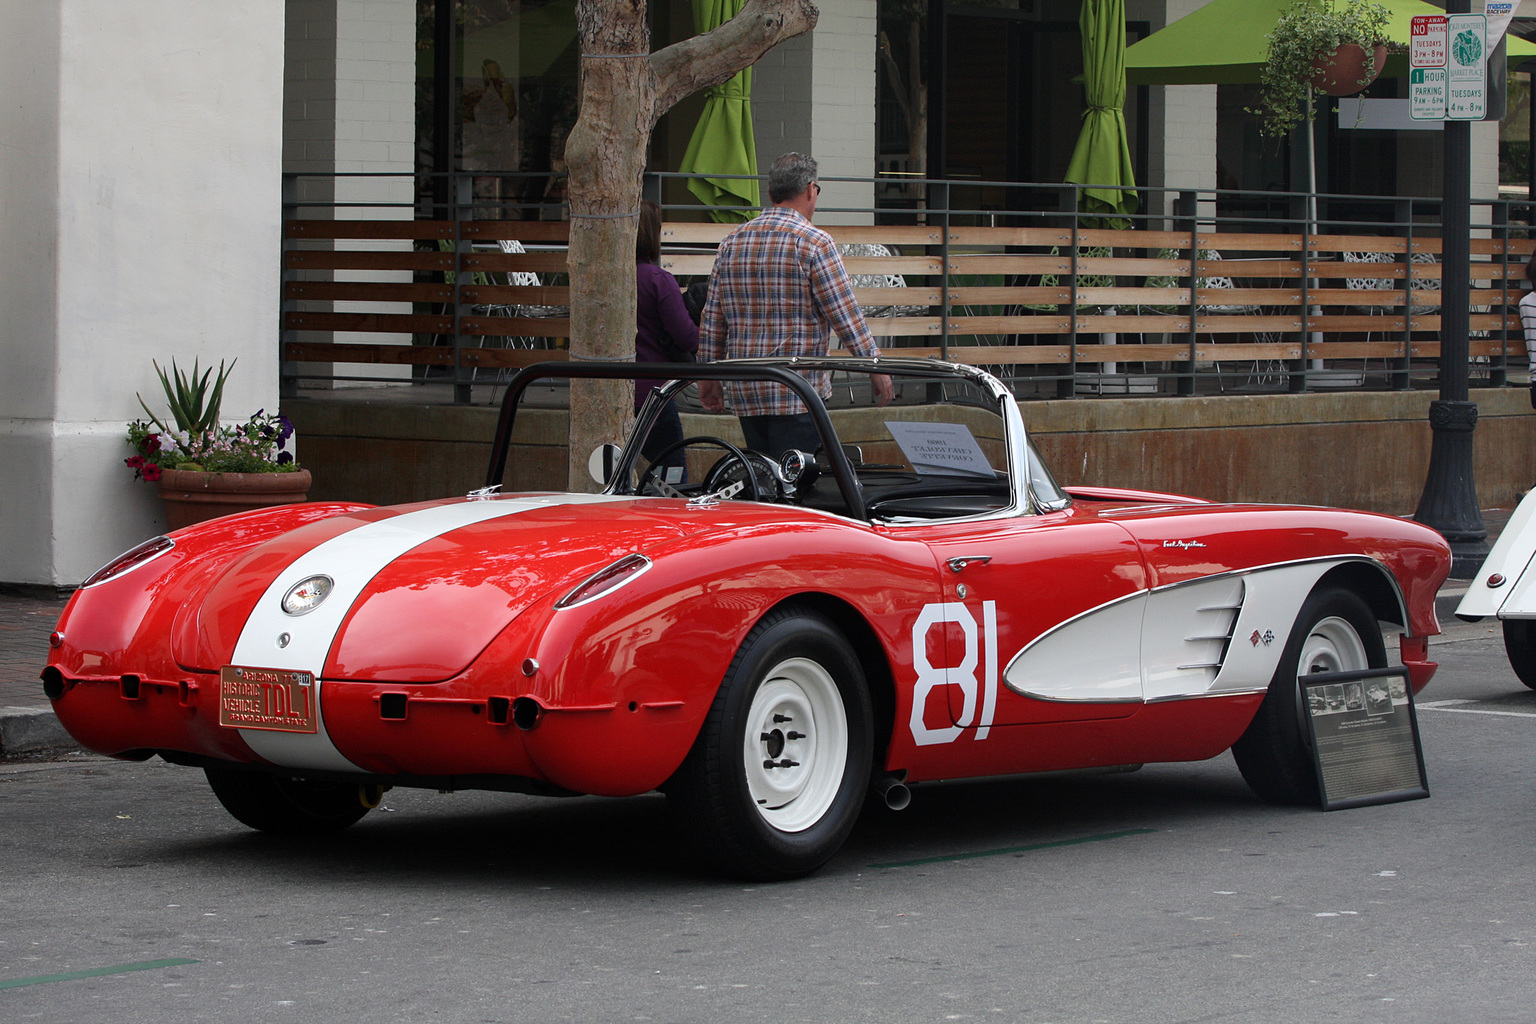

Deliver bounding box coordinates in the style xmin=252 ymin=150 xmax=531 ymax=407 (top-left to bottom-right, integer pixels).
xmin=286 ymin=0 xmax=414 ymax=182
xmin=283 ymin=0 xmax=415 ymax=382
xmin=751 ymin=0 xmax=877 ymax=224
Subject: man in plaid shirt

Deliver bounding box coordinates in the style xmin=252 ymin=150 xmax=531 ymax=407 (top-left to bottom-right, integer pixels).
xmin=698 ymin=152 xmax=894 ymax=456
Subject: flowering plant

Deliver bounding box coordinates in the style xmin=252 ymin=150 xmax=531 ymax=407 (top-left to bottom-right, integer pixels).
xmin=125 ymin=359 xmax=300 ymax=482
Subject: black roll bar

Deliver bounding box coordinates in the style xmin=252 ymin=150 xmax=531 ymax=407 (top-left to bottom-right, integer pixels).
xmin=484 ymin=361 xmax=869 ymax=520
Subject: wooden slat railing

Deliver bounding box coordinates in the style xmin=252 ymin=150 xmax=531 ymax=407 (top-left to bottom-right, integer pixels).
xmin=281 ymin=217 xmax=1534 ymax=387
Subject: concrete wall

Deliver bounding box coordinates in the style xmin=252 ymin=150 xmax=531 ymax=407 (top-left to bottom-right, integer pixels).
xmin=0 ymin=1 xmax=286 ymax=586
xmin=286 ymin=388 xmax=1536 ymax=519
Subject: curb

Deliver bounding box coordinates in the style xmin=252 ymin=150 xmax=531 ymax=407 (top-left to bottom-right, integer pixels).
xmin=0 ymin=706 xmax=72 ymax=756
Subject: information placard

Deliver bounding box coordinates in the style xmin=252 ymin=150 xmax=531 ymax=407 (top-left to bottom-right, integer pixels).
xmin=1410 ymin=13 xmax=1488 ymax=120
xmin=883 ymin=420 xmax=996 ymax=478
xmin=1302 ymin=667 xmax=1429 ymax=811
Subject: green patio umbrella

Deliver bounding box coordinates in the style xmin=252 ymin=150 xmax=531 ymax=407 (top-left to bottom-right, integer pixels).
xmin=679 ymin=0 xmax=760 ymax=223
xmin=1125 ymin=0 xmax=1535 ymax=86
xmin=1064 ymin=0 xmax=1139 ymax=228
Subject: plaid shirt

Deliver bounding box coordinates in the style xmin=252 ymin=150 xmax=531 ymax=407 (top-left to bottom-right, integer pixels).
xmin=699 ymin=206 xmax=879 ymax=416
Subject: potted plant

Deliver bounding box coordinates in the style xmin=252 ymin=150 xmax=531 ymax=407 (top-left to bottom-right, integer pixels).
xmin=126 ymin=358 xmax=311 ymax=529
xmin=1254 ymin=0 xmax=1393 ymax=138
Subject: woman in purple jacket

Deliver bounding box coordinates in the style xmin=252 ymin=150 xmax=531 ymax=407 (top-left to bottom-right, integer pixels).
xmin=635 ymin=201 xmax=699 ymax=475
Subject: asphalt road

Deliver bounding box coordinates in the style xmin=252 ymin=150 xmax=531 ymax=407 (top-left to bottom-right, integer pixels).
xmin=4 ymin=621 xmax=1535 ymax=1024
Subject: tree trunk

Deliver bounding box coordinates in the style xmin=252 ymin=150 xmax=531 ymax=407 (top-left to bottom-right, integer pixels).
xmin=561 ymin=0 xmax=819 ymax=490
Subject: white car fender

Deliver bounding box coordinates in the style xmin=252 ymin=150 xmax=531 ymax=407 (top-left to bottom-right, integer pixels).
xmin=1457 ymin=487 xmax=1536 ymax=621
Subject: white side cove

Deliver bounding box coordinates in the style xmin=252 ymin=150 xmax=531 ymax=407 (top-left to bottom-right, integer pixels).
xmin=1004 ymin=559 xmax=1379 ymax=705
xmin=1457 ymin=486 xmax=1536 ymax=621
xmin=231 ymin=495 xmax=626 ymax=772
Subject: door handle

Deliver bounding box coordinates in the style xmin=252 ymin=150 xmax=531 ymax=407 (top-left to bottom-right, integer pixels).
xmin=945 ymin=555 xmax=992 ymax=574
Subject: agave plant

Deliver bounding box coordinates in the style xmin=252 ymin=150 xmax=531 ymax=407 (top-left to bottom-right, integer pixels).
xmin=137 ymin=358 xmax=235 ymax=436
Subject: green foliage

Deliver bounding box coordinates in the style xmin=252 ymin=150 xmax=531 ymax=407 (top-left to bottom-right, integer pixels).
xmin=1253 ymin=0 xmax=1392 ymax=138
xmin=137 ymin=358 xmax=234 ymax=436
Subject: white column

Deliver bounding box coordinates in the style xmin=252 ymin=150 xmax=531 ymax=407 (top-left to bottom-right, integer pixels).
xmin=0 ymin=1 xmax=286 ymax=586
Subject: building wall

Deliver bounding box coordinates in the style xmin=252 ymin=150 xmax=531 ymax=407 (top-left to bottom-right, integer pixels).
xmin=0 ymin=1 xmax=286 ymax=586
xmin=0 ymin=3 xmax=63 ymax=586
xmin=750 ymin=0 xmax=878 ymax=224
xmin=285 ymin=0 xmax=417 ymax=388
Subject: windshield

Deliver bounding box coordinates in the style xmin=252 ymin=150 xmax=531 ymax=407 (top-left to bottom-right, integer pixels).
xmin=486 ymin=359 xmax=1069 ymax=522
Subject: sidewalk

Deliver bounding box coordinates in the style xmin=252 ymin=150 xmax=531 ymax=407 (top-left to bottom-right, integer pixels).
xmin=0 ymin=588 xmax=73 ymax=754
xmin=0 ymin=508 xmax=1514 ymax=756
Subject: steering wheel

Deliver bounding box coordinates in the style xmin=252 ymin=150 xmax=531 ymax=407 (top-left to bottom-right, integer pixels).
xmin=637 ymin=436 xmax=760 ymax=502
xmin=864 ymin=478 xmax=1012 ymax=517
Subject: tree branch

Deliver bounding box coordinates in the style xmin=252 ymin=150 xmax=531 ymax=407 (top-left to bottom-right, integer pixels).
xmin=648 ymin=0 xmax=819 ymax=119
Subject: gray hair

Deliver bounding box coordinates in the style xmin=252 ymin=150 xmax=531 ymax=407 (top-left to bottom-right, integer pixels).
xmin=768 ymin=152 xmax=818 ymax=204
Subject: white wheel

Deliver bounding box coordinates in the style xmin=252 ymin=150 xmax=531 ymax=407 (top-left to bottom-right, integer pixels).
xmin=742 ymin=658 xmax=849 ymax=833
xmin=1296 ymin=616 xmax=1370 ymax=676
xmin=1232 ymin=588 xmax=1385 ymax=805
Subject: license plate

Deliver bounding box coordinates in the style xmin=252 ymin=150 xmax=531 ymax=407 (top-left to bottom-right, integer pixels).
xmin=219 ymin=666 xmax=318 ymax=733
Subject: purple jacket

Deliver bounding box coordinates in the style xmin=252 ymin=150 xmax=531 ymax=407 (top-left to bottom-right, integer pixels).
xmin=636 ymin=261 xmax=700 ymax=409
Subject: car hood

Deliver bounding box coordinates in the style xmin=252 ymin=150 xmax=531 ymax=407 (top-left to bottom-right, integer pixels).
xmin=172 ymin=493 xmax=708 ymax=682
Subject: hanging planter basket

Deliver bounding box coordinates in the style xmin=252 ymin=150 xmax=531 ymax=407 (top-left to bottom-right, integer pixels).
xmin=1310 ymin=42 xmax=1388 ymax=97
xmin=157 ymin=468 xmax=312 ymax=530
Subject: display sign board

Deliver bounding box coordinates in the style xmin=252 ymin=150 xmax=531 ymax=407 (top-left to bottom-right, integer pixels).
xmin=1302 ymin=667 xmax=1429 ymax=811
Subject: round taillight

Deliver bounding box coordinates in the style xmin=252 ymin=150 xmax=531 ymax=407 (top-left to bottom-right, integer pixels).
xmin=1488 ymin=573 xmax=1507 ymax=588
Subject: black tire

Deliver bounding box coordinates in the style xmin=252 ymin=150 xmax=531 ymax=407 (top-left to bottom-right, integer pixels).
xmin=204 ymin=766 xmax=372 ymax=836
xmin=1232 ymin=587 xmax=1386 ymax=806
xmin=1504 ymin=619 xmax=1536 ymax=690
xmin=666 ymin=606 xmax=873 ymax=880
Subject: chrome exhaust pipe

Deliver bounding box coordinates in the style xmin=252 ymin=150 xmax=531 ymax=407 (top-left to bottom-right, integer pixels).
xmin=871 ymin=771 xmax=911 ymax=811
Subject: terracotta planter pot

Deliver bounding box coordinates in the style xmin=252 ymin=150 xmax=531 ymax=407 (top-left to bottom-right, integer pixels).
xmin=157 ymin=468 xmax=313 ymax=530
xmin=1311 ymin=43 xmax=1388 ymax=97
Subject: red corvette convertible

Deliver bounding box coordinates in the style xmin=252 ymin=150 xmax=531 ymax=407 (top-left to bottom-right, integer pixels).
xmin=44 ymin=359 xmax=1450 ymax=878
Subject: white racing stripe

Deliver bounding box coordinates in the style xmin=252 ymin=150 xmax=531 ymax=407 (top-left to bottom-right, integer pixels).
xmin=232 ymin=494 xmax=625 ymax=771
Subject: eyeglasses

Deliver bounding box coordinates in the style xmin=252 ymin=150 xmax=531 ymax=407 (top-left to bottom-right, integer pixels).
xmin=809 ymin=182 xmax=821 ymax=198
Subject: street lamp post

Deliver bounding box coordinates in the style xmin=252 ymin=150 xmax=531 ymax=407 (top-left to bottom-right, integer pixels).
xmin=1412 ymin=0 xmax=1488 ymax=579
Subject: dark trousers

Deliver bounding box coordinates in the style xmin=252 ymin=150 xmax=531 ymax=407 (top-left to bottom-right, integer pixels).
xmin=739 ymin=413 xmax=820 ymax=457
xmin=641 ymin=401 xmax=687 ymax=471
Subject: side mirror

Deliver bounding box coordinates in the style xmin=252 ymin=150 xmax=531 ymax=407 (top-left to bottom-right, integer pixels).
xmin=588 ymin=444 xmax=624 ymax=486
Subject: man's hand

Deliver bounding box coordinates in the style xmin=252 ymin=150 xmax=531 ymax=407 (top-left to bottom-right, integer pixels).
xmin=872 ymin=373 xmax=894 ymax=407
xmin=699 ymin=379 xmax=725 ymax=412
